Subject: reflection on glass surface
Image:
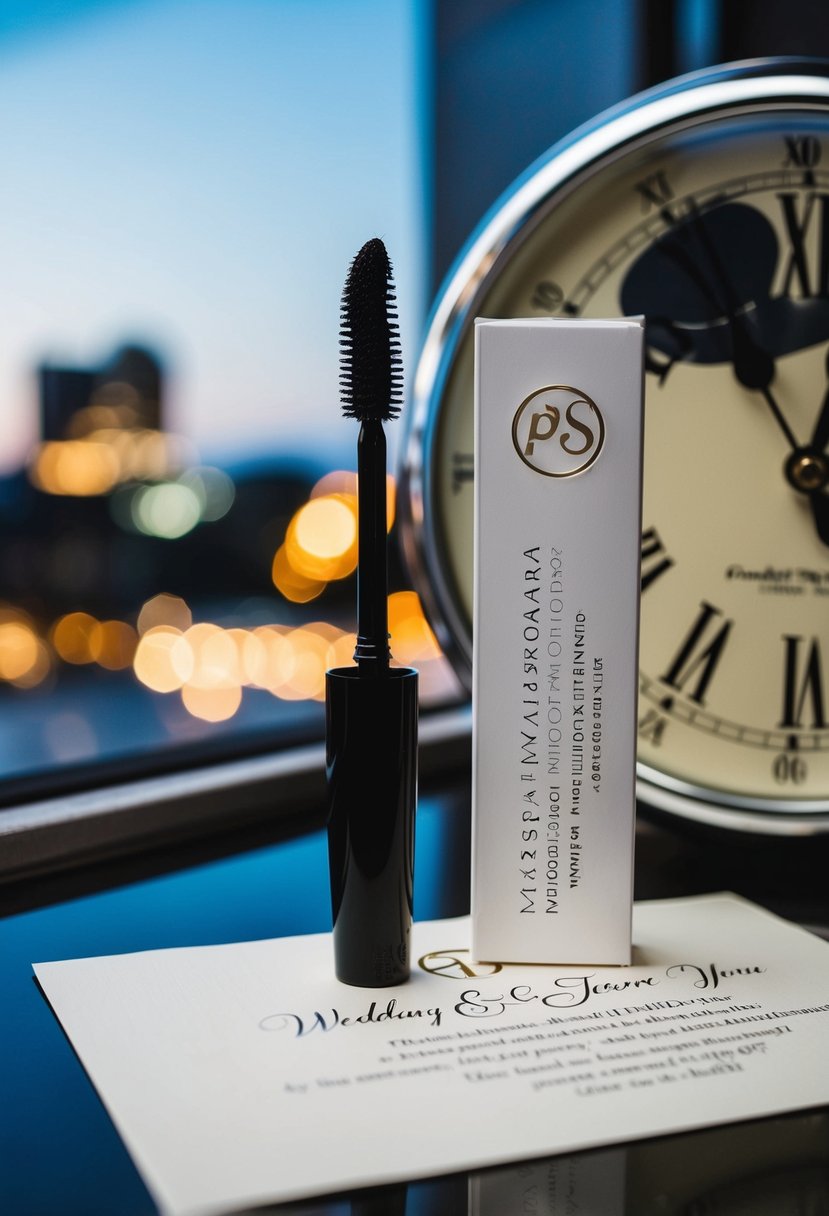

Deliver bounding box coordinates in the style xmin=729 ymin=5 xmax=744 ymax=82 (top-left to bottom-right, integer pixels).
xmin=0 ymin=0 xmax=462 ymax=793
xmin=225 ymin=1109 xmax=829 ymax=1213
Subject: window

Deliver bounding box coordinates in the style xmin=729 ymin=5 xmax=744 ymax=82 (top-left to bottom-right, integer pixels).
xmin=0 ymin=0 xmax=464 ymax=837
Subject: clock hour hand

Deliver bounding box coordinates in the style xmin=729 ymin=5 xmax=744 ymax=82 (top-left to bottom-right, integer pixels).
xmin=782 ymin=345 xmax=829 ymax=544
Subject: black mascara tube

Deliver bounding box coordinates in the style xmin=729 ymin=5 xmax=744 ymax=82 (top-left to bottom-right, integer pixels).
xmin=326 ymin=665 xmax=418 ymax=987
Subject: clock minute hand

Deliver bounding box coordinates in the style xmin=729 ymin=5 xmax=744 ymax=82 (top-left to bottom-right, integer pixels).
xmin=809 ymin=347 xmax=829 ymax=452
xmin=683 ymin=204 xmax=800 ymax=451
xmin=810 ymin=493 xmax=829 ymax=545
xmin=731 ymin=323 xmax=800 ymax=451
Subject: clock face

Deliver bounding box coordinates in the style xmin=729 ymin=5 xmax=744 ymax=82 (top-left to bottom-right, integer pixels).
xmin=402 ymin=64 xmax=829 ymax=829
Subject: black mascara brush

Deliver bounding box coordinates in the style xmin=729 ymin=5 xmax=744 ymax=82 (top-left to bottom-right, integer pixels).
xmin=326 ymin=238 xmax=418 ymax=988
xmin=341 ymin=237 xmax=402 ymax=671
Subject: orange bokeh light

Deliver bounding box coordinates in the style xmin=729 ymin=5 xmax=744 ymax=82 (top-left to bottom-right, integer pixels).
xmin=247 ymin=626 xmax=295 ymax=691
xmin=0 ymin=619 xmax=40 ymax=681
xmin=93 ymin=620 xmax=138 ymax=670
xmin=325 ymin=630 xmax=357 ymax=670
xmin=133 ymin=626 xmax=194 ymax=692
xmin=271 ymin=544 xmax=326 ymax=603
xmin=181 ymin=684 xmax=242 ymax=722
xmin=277 ymin=627 xmax=329 ymax=701
xmin=184 ymin=623 xmax=242 ymax=689
xmin=388 ymin=591 xmax=442 ymax=663
xmin=310 ymin=471 xmax=396 ymax=530
xmin=52 ymin=612 xmax=102 ymax=665
xmin=30 ymin=440 xmax=121 ymax=496
xmin=137 ymin=593 xmax=192 ymax=636
xmin=286 ymin=495 xmax=358 ymax=581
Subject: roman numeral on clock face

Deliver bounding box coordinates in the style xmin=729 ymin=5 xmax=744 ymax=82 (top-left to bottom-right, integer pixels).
xmin=640 ymin=526 xmax=674 ymax=591
xmin=661 ymin=601 xmax=733 ymax=706
xmin=451 ymin=451 xmax=474 ymax=494
xmin=776 ymin=192 xmax=829 ymax=298
xmin=780 ymin=635 xmax=826 ymax=729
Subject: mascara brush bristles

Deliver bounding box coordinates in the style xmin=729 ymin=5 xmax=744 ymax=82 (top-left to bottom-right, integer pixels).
xmin=340 ymin=237 xmax=403 ymax=671
xmin=340 ymin=237 xmax=403 ymax=421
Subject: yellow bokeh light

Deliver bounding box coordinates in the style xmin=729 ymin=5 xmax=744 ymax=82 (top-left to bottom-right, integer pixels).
xmin=325 ymin=631 xmax=357 ymax=670
xmin=130 ymin=429 xmax=174 ymax=480
xmin=247 ymin=626 xmax=295 ymax=691
xmin=388 ymin=591 xmax=442 ymax=663
xmin=133 ymin=626 xmax=194 ymax=692
xmin=224 ymin=628 xmax=256 ymax=684
xmin=137 ymin=593 xmax=192 ymax=635
xmin=181 ymin=684 xmax=242 ymax=722
xmin=271 ymin=544 xmax=326 ymax=603
xmin=286 ymin=495 xmax=358 ymax=581
xmin=311 ymin=470 xmax=358 ymax=499
xmin=0 ymin=619 xmax=40 ymax=680
xmin=185 ymin=624 xmax=241 ymax=689
xmin=66 ymin=402 xmax=131 ymax=437
xmin=310 ymin=471 xmax=396 ymax=530
xmin=277 ymin=627 xmax=329 ymax=701
xmin=30 ymin=440 xmax=121 ymax=496
xmin=11 ymin=639 xmax=51 ymax=688
xmin=93 ymin=620 xmax=138 ymax=670
xmin=52 ymin=612 xmax=102 ymax=665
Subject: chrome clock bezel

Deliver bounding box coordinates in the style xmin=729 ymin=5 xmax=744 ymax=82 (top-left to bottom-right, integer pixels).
xmin=400 ymin=58 xmax=829 ymax=834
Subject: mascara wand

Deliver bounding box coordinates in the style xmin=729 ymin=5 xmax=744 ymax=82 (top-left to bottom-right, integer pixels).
xmin=326 ymin=238 xmax=418 ymax=988
xmin=340 ymin=238 xmax=402 ymax=671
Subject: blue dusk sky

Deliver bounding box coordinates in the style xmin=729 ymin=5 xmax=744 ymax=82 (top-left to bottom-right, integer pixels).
xmin=0 ymin=0 xmax=425 ymax=473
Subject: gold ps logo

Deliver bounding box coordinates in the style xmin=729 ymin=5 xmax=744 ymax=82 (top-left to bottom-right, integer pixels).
xmin=512 ymin=385 xmax=605 ymax=477
xmin=417 ymin=949 xmax=502 ymax=980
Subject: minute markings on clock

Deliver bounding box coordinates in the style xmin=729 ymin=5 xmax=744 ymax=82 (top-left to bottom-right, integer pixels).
xmin=639 ymin=672 xmax=829 ymax=754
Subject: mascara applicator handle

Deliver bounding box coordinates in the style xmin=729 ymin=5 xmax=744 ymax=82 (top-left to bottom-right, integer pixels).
xmin=326 ymin=664 xmax=418 ymax=986
xmin=354 ymin=418 xmax=390 ymax=670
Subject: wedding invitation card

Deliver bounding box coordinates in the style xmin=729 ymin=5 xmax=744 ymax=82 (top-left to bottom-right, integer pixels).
xmin=34 ymin=894 xmax=829 ymax=1216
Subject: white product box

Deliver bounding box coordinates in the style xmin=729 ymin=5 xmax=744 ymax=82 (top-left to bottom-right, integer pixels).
xmin=472 ymin=317 xmax=644 ymax=964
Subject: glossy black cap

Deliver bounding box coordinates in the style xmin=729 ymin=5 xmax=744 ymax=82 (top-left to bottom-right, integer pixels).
xmin=326 ymin=666 xmax=418 ymax=987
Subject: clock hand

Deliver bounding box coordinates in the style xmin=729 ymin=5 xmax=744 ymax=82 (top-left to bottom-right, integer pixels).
xmin=809 ymin=492 xmax=829 ymax=545
xmin=730 ymin=321 xmax=800 ymax=450
xmin=780 ymin=347 xmax=829 ymax=545
xmin=809 ymin=347 xmax=829 ymax=452
xmin=678 ymin=205 xmax=801 ymax=450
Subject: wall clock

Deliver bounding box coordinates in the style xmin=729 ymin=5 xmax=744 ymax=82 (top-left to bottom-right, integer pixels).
xmin=401 ymin=59 xmax=829 ymax=834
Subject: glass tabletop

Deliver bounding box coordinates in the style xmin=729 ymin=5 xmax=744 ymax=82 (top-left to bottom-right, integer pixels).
xmin=3 ymin=780 xmax=828 ymax=1215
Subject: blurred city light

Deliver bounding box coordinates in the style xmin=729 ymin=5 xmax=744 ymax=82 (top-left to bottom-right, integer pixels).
xmin=271 ymin=544 xmax=326 ymax=603
xmin=52 ymin=612 xmax=102 ymax=665
xmin=388 ymin=590 xmax=442 ymax=663
xmin=93 ymin=621 xmax=138 ymax=671
xmin=286 ymin=495 xmax=358 ymax=581
xmin=132 ymin=481 xmax=202 ymax=538
xmin=0 ymin=613 xmax=41 ymax=682
xmin=28 ymin=428 xmax=193 ymax=497
xmin=30 ymin=439 xmax=120 ymax=496
xmin=181 ymin=683 xmax=243 ymax=723
xmin=180 ymin=467 xmax=235 ymax=521
xmin=133 ymin=626 xmax=194 ymax=693
xmin=272 ymin=470 xmax=397 ymax=604
xmin=310 ymin=469 xmax=395 ymax=529
xmin=138 ymin=594 xmax=193 ymax=635
xmin=2 ymin=453 xmax=455 ymax=726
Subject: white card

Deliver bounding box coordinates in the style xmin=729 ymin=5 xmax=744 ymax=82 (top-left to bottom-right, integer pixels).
xmin=34 ymin=894 xmax=829 ymax=1216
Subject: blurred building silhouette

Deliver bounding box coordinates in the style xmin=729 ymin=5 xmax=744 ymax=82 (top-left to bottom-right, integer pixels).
xmin=0 ymin=343 xmax=334 ymax=622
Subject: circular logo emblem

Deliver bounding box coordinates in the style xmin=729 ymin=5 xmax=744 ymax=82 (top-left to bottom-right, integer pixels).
xmin=511 ymin=384 xmax=605 ymax=477
xmin=417 ymin=949 xmax=502 ymax=980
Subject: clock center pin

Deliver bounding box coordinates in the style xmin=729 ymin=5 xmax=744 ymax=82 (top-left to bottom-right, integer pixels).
xmin=785 ymin=449 xmax=829 ymax=493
